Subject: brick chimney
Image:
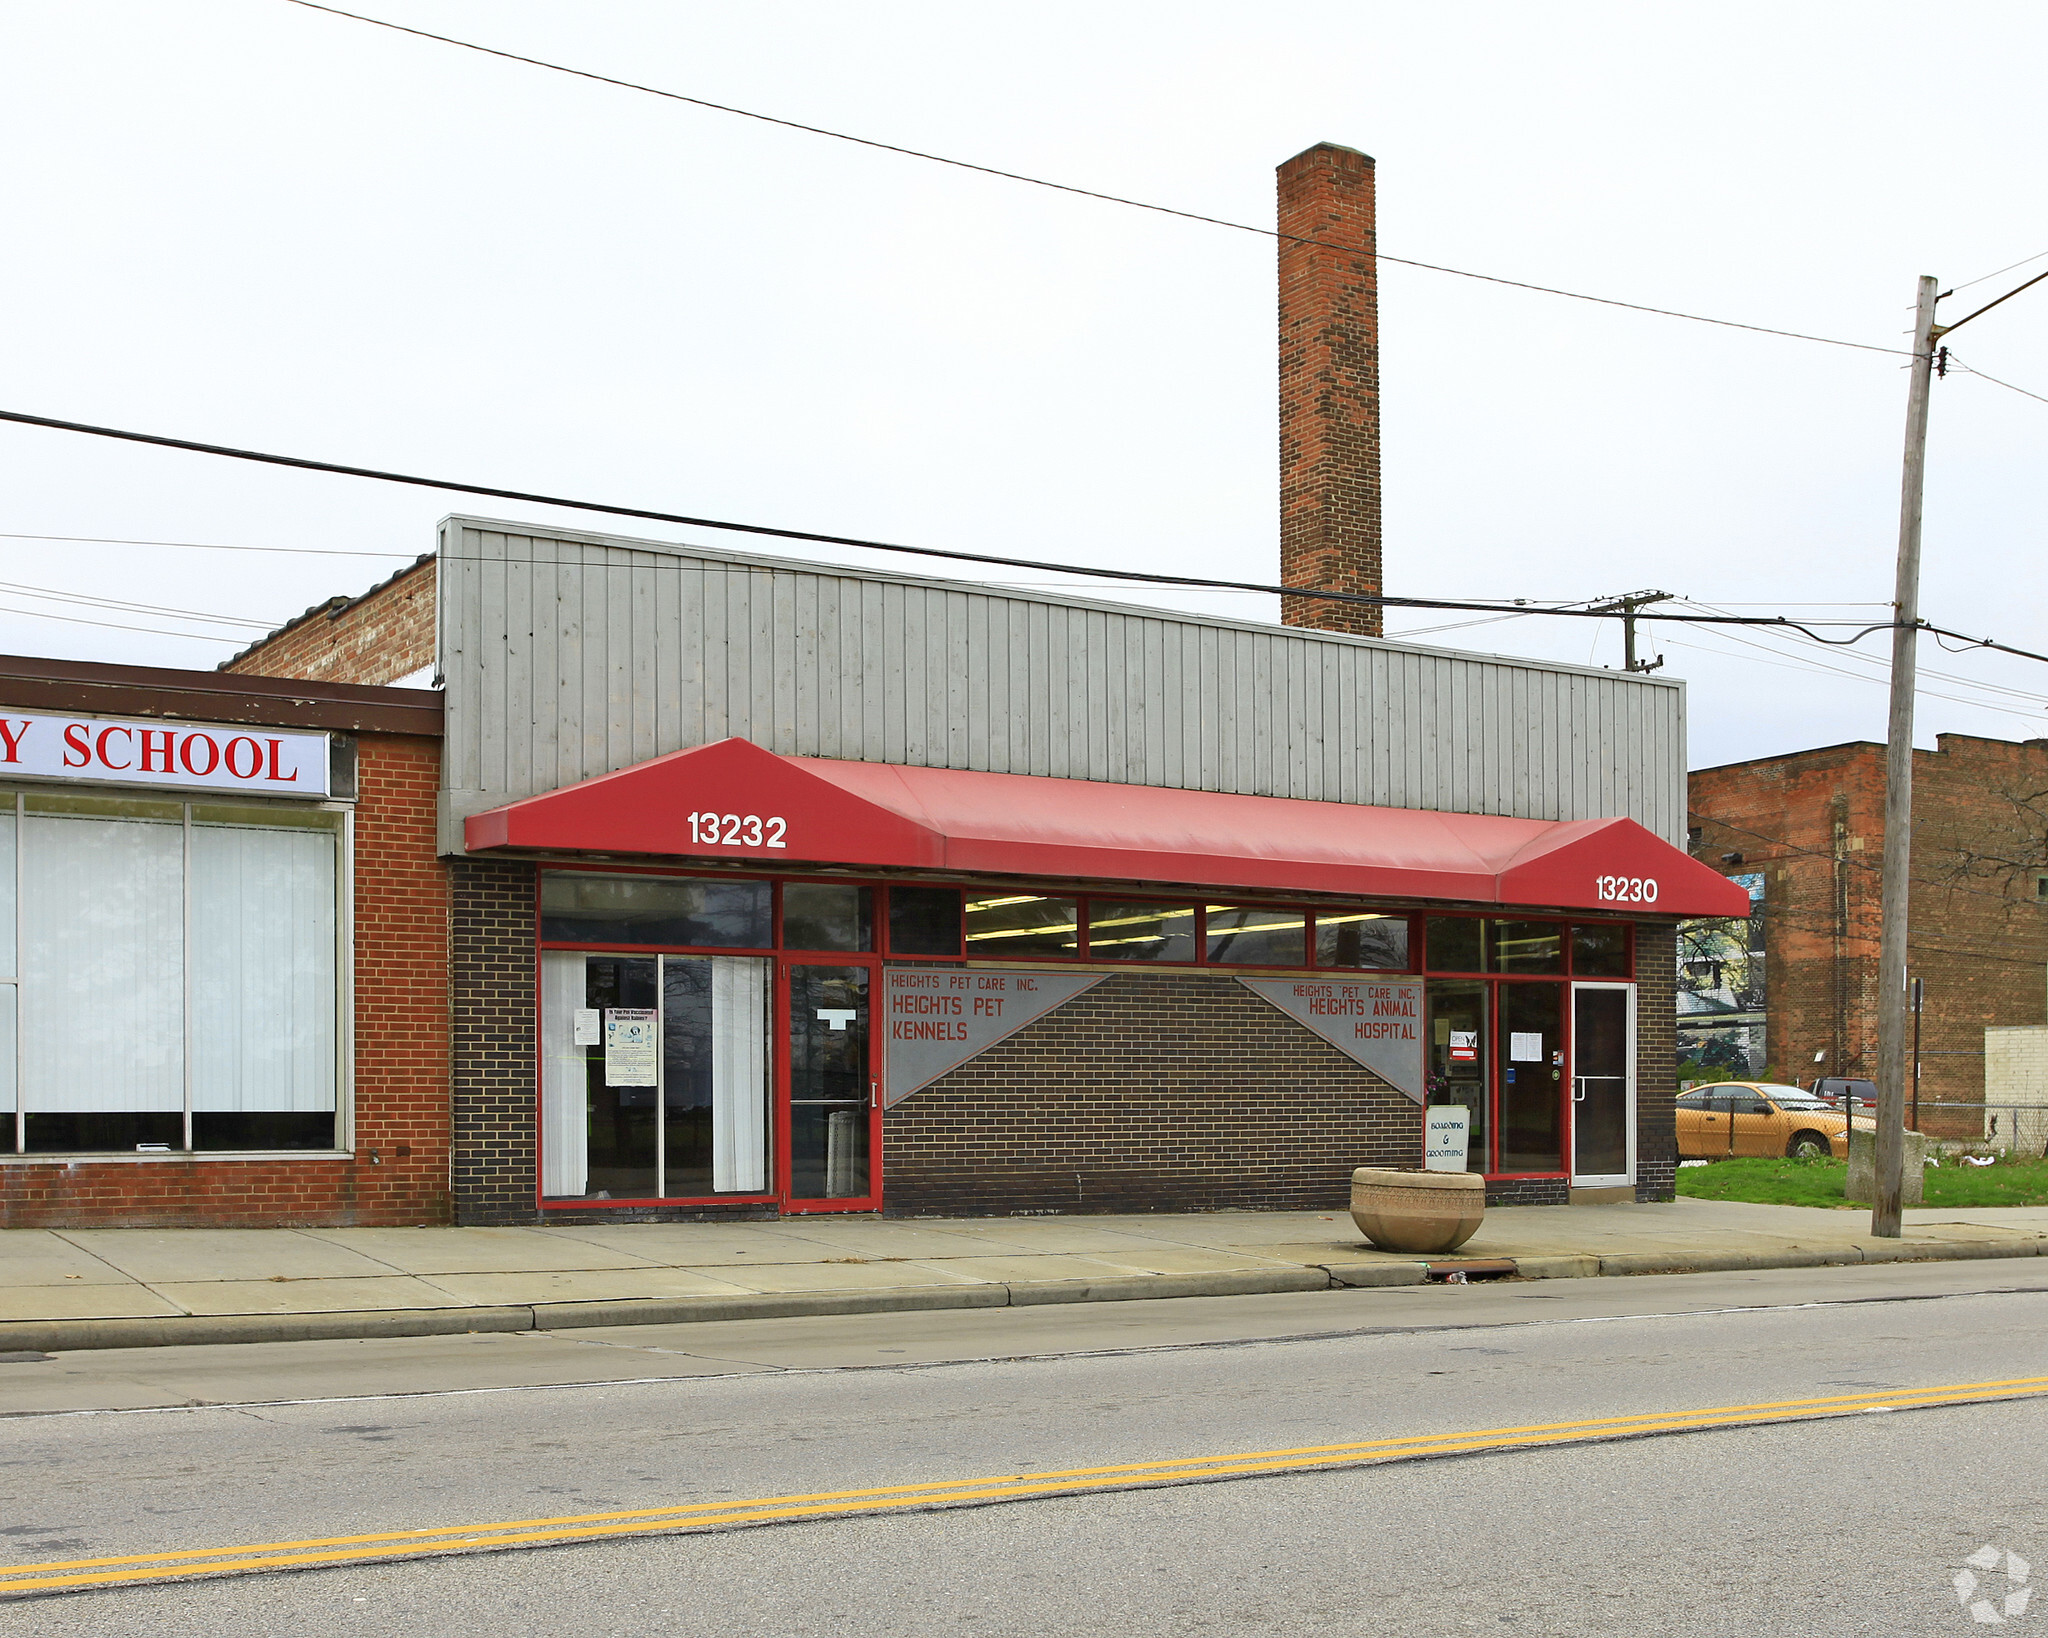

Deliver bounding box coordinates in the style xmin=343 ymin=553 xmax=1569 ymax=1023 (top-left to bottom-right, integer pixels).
xmin=1277 ymin=142 xmax=1382 ymax=636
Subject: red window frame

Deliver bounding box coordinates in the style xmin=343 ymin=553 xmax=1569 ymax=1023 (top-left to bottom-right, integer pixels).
xmin=532 ymin=866 xmax=1636 ymax=1198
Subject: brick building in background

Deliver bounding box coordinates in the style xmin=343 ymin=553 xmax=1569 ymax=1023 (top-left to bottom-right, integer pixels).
xmin=221 ymin=554 xmax=436 ymax=686
xmin=1686 ymin=733 xmax=2048 ymax=1132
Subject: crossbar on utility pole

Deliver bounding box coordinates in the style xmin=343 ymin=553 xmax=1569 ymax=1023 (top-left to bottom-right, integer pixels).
xmin=1872 ymin=275 xmax=1941 ymax=1239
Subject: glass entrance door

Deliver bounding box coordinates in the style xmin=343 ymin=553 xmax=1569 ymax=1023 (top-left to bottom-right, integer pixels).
xmin=784 ymin=962 xmax=879 ymax=1207
xmin=1571 ymin=983 xmax=1634 ymax=1185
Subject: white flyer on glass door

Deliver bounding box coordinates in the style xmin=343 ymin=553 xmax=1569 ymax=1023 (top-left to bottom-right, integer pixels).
xmin=1510 ymin=1032 xmax=1544 ymax=1062
xmin=604 ymin=1008 xmax=658 ymax=1086
xmin=572 ymin=1008 xmax=600 ymax=1047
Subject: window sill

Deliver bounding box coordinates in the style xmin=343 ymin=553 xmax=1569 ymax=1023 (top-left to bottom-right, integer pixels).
xmin=0 ymin=1150 xmax=356 ymax=1165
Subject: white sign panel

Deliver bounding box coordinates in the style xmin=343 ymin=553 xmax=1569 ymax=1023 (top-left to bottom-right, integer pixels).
xmin=1424 ymin=1105 xmax=1472 ymax=1172
xmin=603 ymin=1007 xmax=658 ymax=1087
xmin=1236 ymin=976 xmax=1426 ymax=1103
xmin=1510 ymin=1032 xmax=1544 ymax=1063
xmin=882 ymin=967 xmax=1107 ymax=1108
xmin=0 ymin=712 xmax=329 ymax=797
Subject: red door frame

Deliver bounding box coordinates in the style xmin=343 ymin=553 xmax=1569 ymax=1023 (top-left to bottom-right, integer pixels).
xmin=777 ymin=951 xmax=885 ymax=1214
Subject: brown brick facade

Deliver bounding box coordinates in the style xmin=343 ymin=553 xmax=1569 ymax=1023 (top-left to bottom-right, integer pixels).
xmin=1278 ymin=142 xmax=1383 ymax=637
xmin=884 ymin=969 xmax=1421 ymax=1216
xmin=1689 ymin=735 xmax=2048 ymax=1136
xmin=223 ymin=557 xmax=436 ymax=686
xmin=0 ymin=731 xmax=451 ymax=1227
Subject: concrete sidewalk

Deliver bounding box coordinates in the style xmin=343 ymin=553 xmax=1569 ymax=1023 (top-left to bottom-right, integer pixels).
xmin=5 ymin=1198 xmax=2047 ymax=1354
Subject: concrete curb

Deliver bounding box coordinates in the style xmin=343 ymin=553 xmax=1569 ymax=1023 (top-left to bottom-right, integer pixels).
xmin=2 ymin=1237 xmax=2042 ymax=1354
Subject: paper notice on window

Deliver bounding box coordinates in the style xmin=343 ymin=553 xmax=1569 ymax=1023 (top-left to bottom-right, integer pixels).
xmin=1449 ymin=1029 xmax=1478 ymax=1062
xmin=604 ymin=1008 xmax=658 ymax=1086
xmin=572 ymin=1008 xmax=600 ymax=1047
xmin=1510 ymin=1032 xmax=1544 ymax=1062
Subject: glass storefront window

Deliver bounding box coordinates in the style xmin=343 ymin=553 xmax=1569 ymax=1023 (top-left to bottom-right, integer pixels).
xmin=1315 ymin=912 xmax=1410 ymax=970
xmin=887 ymin=886 xmax=962 ymax=955
xmin=781 ymin=883 xmax=872 ymax=952
xmin=540 ymin=872 xmax=771 ymax=949
xmin=1087 ymin=901 xmax=1198 ymax=962
xmin=1489 ymin=920 xmax=1563 ymax=974
xmin=964 ymin=894 xmax=1080 ymax=957
xmin=537 ymin=951 xmax=772 ymax=1202
xmin=1572 ymin=924 xmax=1631 ymax=977
xmin=5 ymin=791 xmax=344 ymax=1156
xmin=1205 ymin=906 xmax=1306 ymax=966
xmin=1425 ymin=916 xmax=1485 ymax=973
xmin=1498 ymin=982 xmax=1565 ymax=1171
xmin=1427 ymin=980 xmax=1489 ymax=1170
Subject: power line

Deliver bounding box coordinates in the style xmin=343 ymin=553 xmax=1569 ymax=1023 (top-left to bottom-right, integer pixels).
xmin=1673 ymin=598 xmax=2048 ymax=711
xmin=280 ymin=0 xmax=1911 ymax=362
xmin=0 ymin=404 xmax=1916 ymax=638
xmin=0 ymin=531 xmax=416 ymax=559
xmin=1948 ymin=248 xmax=2048 ymax=297
xmin=1664 ymin=635 xmax=2048 ymax=724
xmin=5 ymin=404 xmax=2042 ymax=673
xmin=1949 ymin=353 xmax=2048 ymax=409
xmin=0 ymin=600 xmax=251 ymax=643
xmin=0 ymin=579 xmax=279 ymax=630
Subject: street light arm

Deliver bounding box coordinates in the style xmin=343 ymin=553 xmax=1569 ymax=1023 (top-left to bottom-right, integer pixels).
xmin=1933 ymin=265 xmax=2048 ymax=340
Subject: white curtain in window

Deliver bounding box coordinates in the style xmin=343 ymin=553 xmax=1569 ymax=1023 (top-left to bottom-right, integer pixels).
xmin=711 ymin=956 xmax=769 ymax=1193
xmin=23 ymin=812 xmax=184 ymax=1112
xmin=190 ymin=823 xmax=337 ymax=1112
xmin=540 ymin=952 xmax=589 ymax=1197
xmin=0 ymin=985 xmax=16 ymax=1114
xmin=0 ymin=807 xmax=17 ymax=979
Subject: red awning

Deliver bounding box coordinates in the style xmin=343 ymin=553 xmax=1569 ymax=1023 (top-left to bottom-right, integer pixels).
xmin=465 ymin=736 xmax=1749 ymax=917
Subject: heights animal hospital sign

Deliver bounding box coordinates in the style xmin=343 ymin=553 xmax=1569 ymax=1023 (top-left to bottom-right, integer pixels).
xmin=0 ymin=714 xmax=331 ymax=797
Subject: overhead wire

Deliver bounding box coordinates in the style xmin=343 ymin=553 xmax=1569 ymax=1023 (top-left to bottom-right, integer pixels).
xmin=0 ymin=405 xmax=1923 ymax=640
xmin=279 ymin=0 xmax=1911 ymax=361
xmin=0 ymin=579 xmax=280 ymax=630
xmin=0 ymin=601 xmax=260 ymax=643
xmin=1673 ymin=598 xmax=2048 ymax=710
xmin=1947 ymin=248 xmax=2048 ymax=296
xmin=1947 ymin=354 xmax=2048 ymax=409
xmin=0 ymin=531 xmax=416 ymax=559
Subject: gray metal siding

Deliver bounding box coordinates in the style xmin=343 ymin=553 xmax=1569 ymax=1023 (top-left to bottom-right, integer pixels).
xmin=437 ymin=518 xmax=1688 ymax=852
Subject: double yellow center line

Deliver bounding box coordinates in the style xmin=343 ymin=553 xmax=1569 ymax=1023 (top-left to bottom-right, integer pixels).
xmin=7 ymin=1374 xmax=2045 ymax=1595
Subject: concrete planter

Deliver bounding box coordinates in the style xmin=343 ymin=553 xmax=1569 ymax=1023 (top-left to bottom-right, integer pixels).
xmin=1349 ymin=1167 xmax=1485 ymax=1255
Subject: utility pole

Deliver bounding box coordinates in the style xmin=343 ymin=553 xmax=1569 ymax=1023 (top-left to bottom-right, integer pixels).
xmin=1865 ymin=260 xmax=2045 ymax=1234
xmin=1872 ymin=276 xmax=1940 ymax=1239
xmin=1585 ymin=589 xmax=1673 ymax=672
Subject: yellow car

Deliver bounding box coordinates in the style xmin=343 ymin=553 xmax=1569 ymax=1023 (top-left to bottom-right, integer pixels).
xmin=1675 ymin=1082 xmax=1876 ymax=1160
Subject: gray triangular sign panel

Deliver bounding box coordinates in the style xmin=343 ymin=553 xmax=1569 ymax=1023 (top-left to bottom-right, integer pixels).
xmin=1236 ymin=975 xmax=1426 ymax=1103
xmin=881 ymin=968 xmax=1108 ymax=1107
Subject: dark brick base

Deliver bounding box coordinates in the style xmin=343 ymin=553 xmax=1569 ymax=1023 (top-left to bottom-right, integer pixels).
xmin=451 ymin=857 xmax=539 ymax=1225
xmin=1483 ymin=1178 xmax=1569 ymax=1208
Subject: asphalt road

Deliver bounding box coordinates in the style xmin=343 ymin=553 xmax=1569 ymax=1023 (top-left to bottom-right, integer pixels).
xmin=4 ymin=1260 xmax=2046 ymax=1636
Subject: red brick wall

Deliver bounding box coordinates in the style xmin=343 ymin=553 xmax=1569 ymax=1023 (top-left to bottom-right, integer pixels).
xmin=223 ymin=558 xmax=435 ymax=686
xmin=0 ymin=732 xmax=452 ymax=1227
xmin=1278 ymin=143 xmax=1383 ymax=637
xmin=1688 ymin=734 xmax=2048 ymax=1135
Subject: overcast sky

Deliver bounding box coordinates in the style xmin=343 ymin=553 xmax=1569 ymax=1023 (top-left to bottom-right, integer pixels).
xmin=1 ymin=0 xmax=2043 ymax=769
